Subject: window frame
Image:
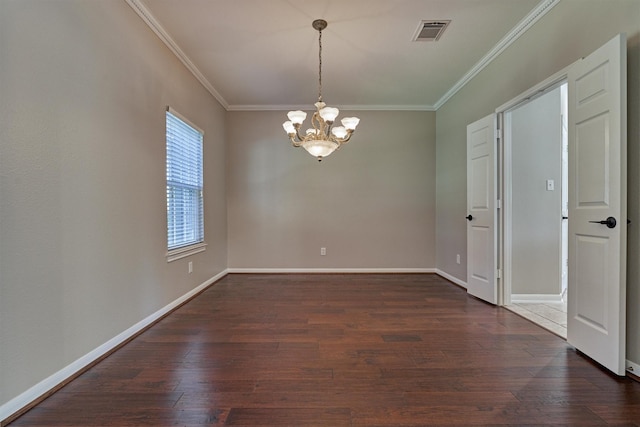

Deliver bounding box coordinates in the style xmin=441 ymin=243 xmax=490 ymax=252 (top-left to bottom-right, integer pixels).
xmin=165 ymin=107 xmax=206 ymax=262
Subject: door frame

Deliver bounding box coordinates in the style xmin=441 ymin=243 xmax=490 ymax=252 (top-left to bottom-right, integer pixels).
xmin=498 ymin=75 xmax=569 ymax=306
xmin=495 ymin=68 xmax=571 ymax=307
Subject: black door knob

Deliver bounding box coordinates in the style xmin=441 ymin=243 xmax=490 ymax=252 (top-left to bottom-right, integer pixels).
xmin=589 ymin=216 xmax=617 ymax=229
xmin=465 ymin=215 xmax=473 ymax=221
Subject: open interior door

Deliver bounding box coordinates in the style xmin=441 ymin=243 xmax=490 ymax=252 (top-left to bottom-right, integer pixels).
xmin=567 ymin=34 xmax=627 ymax=375
xmin=467 ymin=114 xmax=498 ymax=304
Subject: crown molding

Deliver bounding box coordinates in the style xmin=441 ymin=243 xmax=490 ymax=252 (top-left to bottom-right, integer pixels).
xmin=227 ymin=104 xmax=437 ymax=112
xmin=433 ymin=0 xmax=560 ymax=110
xmin=124 ymin=0 xmax=230 ymax=110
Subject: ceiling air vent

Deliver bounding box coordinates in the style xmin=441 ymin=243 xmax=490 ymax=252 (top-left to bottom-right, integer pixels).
xmin=413 ymin=20 xmax=450 ymax=41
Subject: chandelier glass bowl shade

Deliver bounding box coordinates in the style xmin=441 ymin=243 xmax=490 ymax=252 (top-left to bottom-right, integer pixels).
xmin=282 ymin=19 xmax=360 ymax=161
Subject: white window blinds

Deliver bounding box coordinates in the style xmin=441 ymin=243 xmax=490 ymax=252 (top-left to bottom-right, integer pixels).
xmin=166 ymin=109 xmax=204 ymax=251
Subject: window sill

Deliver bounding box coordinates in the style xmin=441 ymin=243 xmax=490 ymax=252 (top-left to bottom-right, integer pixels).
xmin=166 ymin=242 xmax=207 ymax=262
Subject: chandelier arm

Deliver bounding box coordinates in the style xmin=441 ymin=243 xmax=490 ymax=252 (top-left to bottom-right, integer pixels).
xmin=289 ymin=122 xmax=306 ymax=142
xmin=325 ymin=122 xmax=334 ymax=136
xmin=290 ymin=135 xmax=303 ymax=147
xmin=311 ymin=112 xmax=323 ymax=133
xmin=337 ymin=132 xmax=353 ymax=144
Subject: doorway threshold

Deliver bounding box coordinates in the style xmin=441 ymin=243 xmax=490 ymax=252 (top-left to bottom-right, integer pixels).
xmin=505 ymin=301 xmax=567 ymax=339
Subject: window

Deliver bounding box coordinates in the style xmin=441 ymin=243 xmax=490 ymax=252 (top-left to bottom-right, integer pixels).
xmin=166 ymin=108 xmax=205 ymax=261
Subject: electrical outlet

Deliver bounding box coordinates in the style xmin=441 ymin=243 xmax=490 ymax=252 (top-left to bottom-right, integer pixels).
xmin=321 ymin=247 xmax=326 ymax=256
xmin=188 ymin=261 xmax=193 ymax=273
xmin=456 ymin=254 xmax=461 ymax=264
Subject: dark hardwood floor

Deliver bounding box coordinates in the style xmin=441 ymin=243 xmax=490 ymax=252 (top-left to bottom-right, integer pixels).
xmin=7 ymin=273 xmax=640 ymax=426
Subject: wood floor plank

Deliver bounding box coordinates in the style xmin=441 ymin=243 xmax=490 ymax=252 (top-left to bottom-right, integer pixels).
xmin=224 ymin=407 xmax=352 ymax=426
xmin=6 ymin=273 xmax=640 ymax=426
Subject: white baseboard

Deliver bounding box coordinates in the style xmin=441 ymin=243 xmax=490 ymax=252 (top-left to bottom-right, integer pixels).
xmin=0 ymin=269 xmax=229 ymax=423
xmin=435 ymin=269 xmax=467 ymax=289
xmin=227 ymin=268 xmax=436 ymax=274
xmin=511 ymin=293 xmax=563 ymax=303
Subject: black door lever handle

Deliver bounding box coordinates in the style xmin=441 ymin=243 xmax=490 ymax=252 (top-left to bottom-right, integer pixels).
xmin=465 ymin=215 xmax=473 ymax=221
xmin=589 ymin=216 xmax=617 ymax=229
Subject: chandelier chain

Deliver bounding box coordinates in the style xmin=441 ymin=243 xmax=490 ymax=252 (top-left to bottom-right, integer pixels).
xmin=318 ymin=27 xmax=322 ymax=102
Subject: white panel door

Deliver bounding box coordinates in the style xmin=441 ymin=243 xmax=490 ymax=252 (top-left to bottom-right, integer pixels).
xmin=467 ymin=114 xmax=497 ymax=304
xmin=567 ymin=34 xmax=626 ymax=375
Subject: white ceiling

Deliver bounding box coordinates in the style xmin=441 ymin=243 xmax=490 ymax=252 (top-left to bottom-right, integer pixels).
xmin=130 ymin=0 xmax=548 ymax=111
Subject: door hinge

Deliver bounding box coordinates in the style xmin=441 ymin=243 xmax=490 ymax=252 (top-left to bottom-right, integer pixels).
xmin=496 ymin=199 xmax=502 ymax=209
xmin=497 ymin=269 xmax=502 ymax=279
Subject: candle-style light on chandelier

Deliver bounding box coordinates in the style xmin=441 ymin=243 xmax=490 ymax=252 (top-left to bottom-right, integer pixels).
xmin=283 ymin=19 xmax=360 ymax=161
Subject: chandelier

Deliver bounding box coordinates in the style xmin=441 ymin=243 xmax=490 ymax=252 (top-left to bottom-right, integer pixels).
xmin=282 ymin=19 xmax=360 ymax=161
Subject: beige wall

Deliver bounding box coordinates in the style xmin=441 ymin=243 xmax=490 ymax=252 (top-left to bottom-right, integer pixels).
xmin=227 ymin=110 xmax=436 ymax=269
xmin=435 ymin=0 xmax=640 ymax=363
xmin=0 ymin=1 xmax=227 ymax=407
